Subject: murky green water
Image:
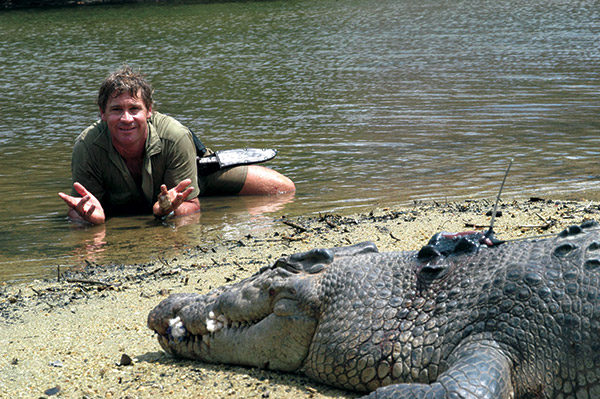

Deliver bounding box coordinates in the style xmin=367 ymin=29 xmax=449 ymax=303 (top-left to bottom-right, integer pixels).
xmin=0 ymin=0 xmax=599 ymax=282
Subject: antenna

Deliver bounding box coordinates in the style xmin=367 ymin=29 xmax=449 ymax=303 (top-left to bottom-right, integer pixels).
xmin=486 ymin=158 xmax=513 ymax=237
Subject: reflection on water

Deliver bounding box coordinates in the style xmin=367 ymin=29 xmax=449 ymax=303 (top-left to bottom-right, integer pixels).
xmin=57 ymin=193 xmax=296 ymax=278
xmin=71 ymin=225 xmax=107 ymax=265
xmin=0 ymin=0 xmax=598 ymax=282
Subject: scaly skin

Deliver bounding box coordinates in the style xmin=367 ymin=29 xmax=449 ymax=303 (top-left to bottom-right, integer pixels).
xmin=148 ymin=223 xmax=600 ymax=398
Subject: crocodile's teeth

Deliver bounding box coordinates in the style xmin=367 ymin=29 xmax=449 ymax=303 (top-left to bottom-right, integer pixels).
xmin=206 ymin=318 xmax=218 ymax=332
xmin=168 ymin=317 xmax=186 ymax=339
xmin=206 ymin=318 xmax=224 ymax=332
xmin=205 ymin=311 xmax=228 ymax=333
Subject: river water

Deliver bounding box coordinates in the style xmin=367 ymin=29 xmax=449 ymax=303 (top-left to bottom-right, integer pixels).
xmin=0 ymin=0 xmax=598 ymax=282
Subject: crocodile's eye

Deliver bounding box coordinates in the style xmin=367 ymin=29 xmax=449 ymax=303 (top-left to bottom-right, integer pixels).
xmin=269 ymin=288 xmax=276 ymax=296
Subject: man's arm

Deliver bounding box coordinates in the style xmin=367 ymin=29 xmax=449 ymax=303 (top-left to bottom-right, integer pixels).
xmin=62 ymin=133 xmax=108 ymax=225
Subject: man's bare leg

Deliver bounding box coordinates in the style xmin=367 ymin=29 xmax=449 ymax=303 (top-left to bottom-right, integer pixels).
xmin=238 ymin=165 xmax=295 ymax=195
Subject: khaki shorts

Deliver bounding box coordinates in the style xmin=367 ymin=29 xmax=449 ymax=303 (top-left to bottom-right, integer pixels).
xmin=198 ymin=165 xmax=248 ymax=196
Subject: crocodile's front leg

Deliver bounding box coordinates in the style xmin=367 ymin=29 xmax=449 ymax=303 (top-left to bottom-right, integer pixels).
xmin=364 ymin=339 xmax=514 ymax=399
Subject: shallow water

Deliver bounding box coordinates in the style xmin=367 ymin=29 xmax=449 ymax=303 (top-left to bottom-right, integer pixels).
xmin=0 ymin=0 xmax=599 ymax=282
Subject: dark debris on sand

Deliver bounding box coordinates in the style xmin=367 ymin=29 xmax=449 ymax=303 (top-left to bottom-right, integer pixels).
xmin=2 ymin=198 xmax=599 ymax=325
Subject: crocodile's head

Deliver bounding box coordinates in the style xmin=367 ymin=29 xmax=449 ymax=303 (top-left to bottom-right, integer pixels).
xmin=147 ymin=248 xmax=342 ymax=371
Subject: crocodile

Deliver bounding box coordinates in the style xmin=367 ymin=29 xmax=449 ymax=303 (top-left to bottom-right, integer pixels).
xmin=148 ymin=222 xmax=600 ymax=398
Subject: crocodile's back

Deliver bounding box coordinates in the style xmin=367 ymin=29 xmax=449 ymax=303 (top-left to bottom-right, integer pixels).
xmin=451 ymin=227 xmax=600 ymax=397
xmin=306 ymin=224 xmax=600 ymax=396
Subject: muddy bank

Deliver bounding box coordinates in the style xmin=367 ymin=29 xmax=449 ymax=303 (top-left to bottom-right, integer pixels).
xmin=1 ymin=198 xmax=598 ymax=398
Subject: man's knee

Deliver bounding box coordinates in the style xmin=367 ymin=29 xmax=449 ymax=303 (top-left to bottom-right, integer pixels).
xmin=238 ymin=165 xmax=295 ymax=195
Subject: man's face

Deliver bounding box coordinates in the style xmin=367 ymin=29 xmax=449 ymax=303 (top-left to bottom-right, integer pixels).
xmin=100 ymin=90 xmax=152 ymax=154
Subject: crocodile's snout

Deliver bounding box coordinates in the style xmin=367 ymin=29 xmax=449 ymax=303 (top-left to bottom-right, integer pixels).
xmin=148 ymin=263 xmax=321 ymax=371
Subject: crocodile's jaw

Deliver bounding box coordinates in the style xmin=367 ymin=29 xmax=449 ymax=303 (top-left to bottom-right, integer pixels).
xmin=148 ymin=283 xmax=319 ymax=371
xmin=155 ymin=311 xmax=317 ymax=371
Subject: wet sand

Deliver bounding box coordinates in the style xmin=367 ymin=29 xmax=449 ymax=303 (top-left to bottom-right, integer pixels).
xmin=1 ymin=198 xmax=598 ymax=398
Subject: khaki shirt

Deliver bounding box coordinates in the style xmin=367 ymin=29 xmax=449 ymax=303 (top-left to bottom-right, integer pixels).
xmin=71 ymin=112 xmax=199 ymax=216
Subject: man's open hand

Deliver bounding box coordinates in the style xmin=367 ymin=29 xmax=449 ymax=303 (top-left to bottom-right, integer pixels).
xmin=153 ymin=178 xmax=199 ymax=218
xmin=58 ymin=182 xmax=106 ymax=225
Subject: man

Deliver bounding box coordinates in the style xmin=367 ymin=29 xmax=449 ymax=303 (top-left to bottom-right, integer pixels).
xmin=58 ymin=65 xmax=295 ymax=225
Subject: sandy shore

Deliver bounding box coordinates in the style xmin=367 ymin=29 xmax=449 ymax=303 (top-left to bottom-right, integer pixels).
xmin=1 ymin=197 xmax=599 ymax=398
